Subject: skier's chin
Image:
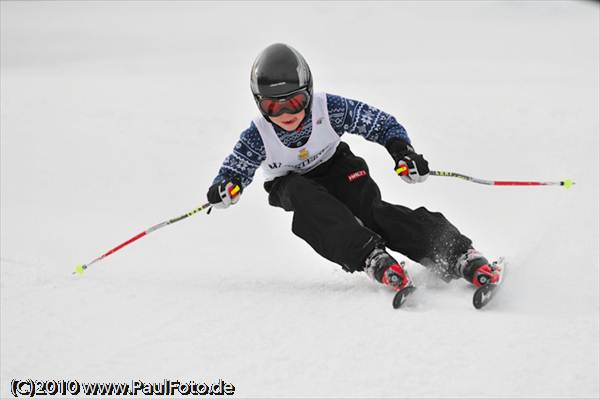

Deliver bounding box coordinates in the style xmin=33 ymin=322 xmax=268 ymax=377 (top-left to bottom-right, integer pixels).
xmin=272 ymin=111 xmax=305 ymax=131
xmin=279 ymin=121 xmax=300 ymax=131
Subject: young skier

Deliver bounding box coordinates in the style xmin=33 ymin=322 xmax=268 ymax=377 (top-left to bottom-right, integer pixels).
xmin=207 ymin=43 xmax=500 ymax=300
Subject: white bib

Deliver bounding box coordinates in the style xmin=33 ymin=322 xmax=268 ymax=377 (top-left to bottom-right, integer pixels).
xmin=254 ymin=92 xmax=341 ymax=181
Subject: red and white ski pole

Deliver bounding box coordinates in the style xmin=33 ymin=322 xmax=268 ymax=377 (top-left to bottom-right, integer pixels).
xmin=429 ymin=170 xmax=575 ymax=188
xmin=72 ymin=185 xmax=241 ymax=275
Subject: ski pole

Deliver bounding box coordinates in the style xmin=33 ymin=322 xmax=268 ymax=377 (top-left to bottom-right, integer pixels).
xmin=428 ymin=170 xmax=575 ymax=188
xmin=72 ymin=201 xmax=214 ymax=275
xmin=73 ymin=185 xmax=241 ymax=275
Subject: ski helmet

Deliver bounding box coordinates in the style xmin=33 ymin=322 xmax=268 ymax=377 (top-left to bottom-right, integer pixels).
xmin=250 ymin=43 xmax=313 ymax=119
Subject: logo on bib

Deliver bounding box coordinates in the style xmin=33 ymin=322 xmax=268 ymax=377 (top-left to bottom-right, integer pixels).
xmin=298 ymin=148 xmax=309 ymax=161
xmin=347 ymin=170 xmax=368 ymax=182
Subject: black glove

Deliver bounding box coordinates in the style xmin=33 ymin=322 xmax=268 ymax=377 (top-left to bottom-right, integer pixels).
xmin=207 ymin=178 xmax=243 ymax=209
xmin=385 ymin=138 xmax=430 ymax=184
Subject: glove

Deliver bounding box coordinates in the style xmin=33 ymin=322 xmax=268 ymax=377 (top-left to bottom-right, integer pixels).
xmin=385 ymin=138 xmax=430 ymax=184
xmin=207 ymin=180 xmax=242 ymax=209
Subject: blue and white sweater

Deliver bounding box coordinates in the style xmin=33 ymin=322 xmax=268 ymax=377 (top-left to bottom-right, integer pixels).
xmin=212 ymin=93 xmax=411 ymax=188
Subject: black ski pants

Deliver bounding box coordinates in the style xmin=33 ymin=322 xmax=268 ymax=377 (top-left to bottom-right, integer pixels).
xmin=264 ymin=142 xmax=472 ymax=273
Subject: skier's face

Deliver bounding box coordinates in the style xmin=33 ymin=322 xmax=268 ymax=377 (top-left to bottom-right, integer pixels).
xmin=270 ymin=110 xmax=306 ymax=132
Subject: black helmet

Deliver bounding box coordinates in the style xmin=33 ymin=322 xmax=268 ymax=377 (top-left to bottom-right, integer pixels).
xmin=250 ymin=43 xmax=313 ymax=118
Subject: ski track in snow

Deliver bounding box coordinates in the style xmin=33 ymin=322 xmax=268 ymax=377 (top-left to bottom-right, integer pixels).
xmin=1 ymin=2 xmax=599 ymax=398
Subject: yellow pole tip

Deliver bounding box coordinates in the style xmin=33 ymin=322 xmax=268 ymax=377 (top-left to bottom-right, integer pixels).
xmin=563 ymin=179 xmax=575 ymax=189
xmin=74 ymin=264 xmax=85 ymax=275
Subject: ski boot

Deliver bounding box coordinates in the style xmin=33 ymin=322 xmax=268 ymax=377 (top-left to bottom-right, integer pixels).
xmin=456 ymin=248 xmax=501 ymax=288
xmin=365 ymin=247 xmax=415 ymax=308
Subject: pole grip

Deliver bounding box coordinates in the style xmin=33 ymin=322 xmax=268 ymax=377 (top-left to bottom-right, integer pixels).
xmin=229 ymin=185 xmax=241 ymax=197
xmin=395 ymin=165 xmax=408 ymax=176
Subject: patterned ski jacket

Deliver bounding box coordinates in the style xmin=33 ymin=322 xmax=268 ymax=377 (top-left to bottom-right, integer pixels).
xmin=212 ymin=93 xmax=411 ymax=188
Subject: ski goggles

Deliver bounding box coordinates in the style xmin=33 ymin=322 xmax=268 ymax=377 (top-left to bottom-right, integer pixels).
xmin=257 ymin=89 xmax=310 ymax=117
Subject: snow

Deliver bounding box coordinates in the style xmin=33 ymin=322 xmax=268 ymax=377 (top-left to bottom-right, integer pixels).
xmin=1 ymin=1 xmax=598 ymax=398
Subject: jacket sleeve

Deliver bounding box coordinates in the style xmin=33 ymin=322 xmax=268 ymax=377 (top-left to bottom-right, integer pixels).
xmin=211 ymin=122 xmax=266 ymax=189
xmin=325 ymin=93 xmax=411 ymax=147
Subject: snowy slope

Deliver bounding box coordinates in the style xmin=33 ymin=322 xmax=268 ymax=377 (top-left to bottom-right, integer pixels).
xmin=1 ymin=2 xmax=598 ymax=398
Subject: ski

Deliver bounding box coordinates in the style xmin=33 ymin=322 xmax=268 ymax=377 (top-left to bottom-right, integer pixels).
xmin=472 ymin=258 xmax=506 ymax=309
xmin=392 ymin=285 xmax=417 ymax=309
